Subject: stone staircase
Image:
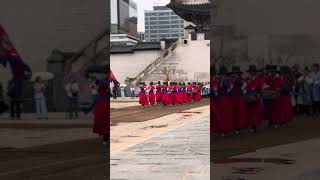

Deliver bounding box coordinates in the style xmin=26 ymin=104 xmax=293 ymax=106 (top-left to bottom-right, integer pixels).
xmin=64 ymin=29 xmax=108 ymax=74
xmin=131 ymin=40 xmax=180 ymax=85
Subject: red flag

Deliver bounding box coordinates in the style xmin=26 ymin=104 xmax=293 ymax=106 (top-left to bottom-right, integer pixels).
xmin=0 ymin=24 xmax=21 ymax=60
xmin=0 ymin=24 xmax=31 ymax=80
xmin=109 ymin=69 xmax=119 ymax=84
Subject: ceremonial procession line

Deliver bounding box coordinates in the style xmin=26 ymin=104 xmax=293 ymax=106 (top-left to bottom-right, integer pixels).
xmin=110 ymin=106 xmax=210 ymax=180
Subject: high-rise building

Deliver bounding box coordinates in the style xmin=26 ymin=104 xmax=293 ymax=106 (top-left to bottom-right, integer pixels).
xmin=138 ymin=32 xmax=145 ymax=41
xmin=144 ymin=6 xmax=185 ymax=42
xmin=111 ymin=0 xmax=138 ymax=37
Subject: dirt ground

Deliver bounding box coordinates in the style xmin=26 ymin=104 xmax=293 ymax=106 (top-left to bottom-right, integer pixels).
xmin=111 ymin=98 xmax=210 ymax=125
xmin=0 ymin=139 xmax=108 ymax=180
xmin=212 ymin=115 xmax=320 ymax=162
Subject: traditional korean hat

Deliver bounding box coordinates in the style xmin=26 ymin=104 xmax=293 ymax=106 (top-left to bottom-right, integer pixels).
xmin=265 ymin=64 xmax=278 ymax=72
xmin=246 ymin=65 xmax=259 ymax=72
xmin=218 ymin=66 xmax=228 ymax=75
xmin=231 ymin=66 xmax=242 ymax=74
xmin=280 ymin=66 xmax=291 ymax=73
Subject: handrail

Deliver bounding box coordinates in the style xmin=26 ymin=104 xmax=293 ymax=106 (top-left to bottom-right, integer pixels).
xmin=132 ymin=40 xmax=178 ymax=85
xmin=64 ymin=29 xmax=108 ymax=73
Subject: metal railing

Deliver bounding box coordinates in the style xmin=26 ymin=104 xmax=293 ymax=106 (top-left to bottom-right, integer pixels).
xmin=132 ymin=41 xmax=178 ymax=85
xmin=64 ymin=29 xmax=108 ymax=73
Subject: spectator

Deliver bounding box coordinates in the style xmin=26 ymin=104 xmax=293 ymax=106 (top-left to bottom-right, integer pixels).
xmin=130 ymin=86 xmax=135 ymax=98
xmin=0 ymin=83 xmax=8 ymax=114
xmin=310 ymin=64 xmax=320 ymax=114
xmin=120 ymin=85 xmax=125 ymax=98
xmin=34 ymin=77 xmax=48 ymax=119
xmin=65 ymin=79 xmax=80 ymax=119
xmin=112 ymin=85 xmax=117 ymax=100
xmin=7 ymin=79 xmax=23 ymax=120
xmin=296 ymin=67 xmax=313 ymax=115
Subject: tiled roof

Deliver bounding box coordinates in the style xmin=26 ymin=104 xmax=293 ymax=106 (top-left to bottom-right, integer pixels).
xmin=134 ymin=42 xmax=161 ymax=50
xmin=110 ymin=45 xmax=135 ymax=54
xmin=167 ymin=3 xmax=211 ymax=15
xmin=110 ymin=42 xmax=161 ymax=54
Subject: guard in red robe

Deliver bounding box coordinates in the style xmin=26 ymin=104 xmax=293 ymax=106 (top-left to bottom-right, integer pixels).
xmin=246 ymin=65 xmax=264 ymax=132
xmin=148 ymin=82 xmax=156 ymax=106
xmin=177 ymin=83 xmax=183 ymax=104
xmin=162 ymin=82 xmax=170 ymax=107
xmin=139 ymin=83 xmax=149 ymax=106
xmin=155 ymin=81 xmax=162 ymax=104
xmin=171 ymin=82 xmax=178 ymax=106
xmin=186 ymin=82 xmax=193 ymax=103
xmin=182 ymin=83 xmax=188 ymax=104
xmin=266 ymin=65 xmax=292 ymax=127
xmin=278 ymin=66 xmax=294 ymax=125
xmin=93 ymin=81 xmax=109 ymax=144
xmin=217 ymin=66 xmax=235 ymax=135
xmin=196 ymin=83 xmax=202 ymax=101
xmin=211 ymin=76 xmax=222 ymax=134
xmin=230 ymin=66 xmax=248 ymax=132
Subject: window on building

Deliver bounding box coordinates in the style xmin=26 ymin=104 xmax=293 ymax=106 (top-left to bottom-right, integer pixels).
xmin=171 ymin=25 xmax=179 ymax=28
xmin=171 ymin=20 xmax=180 ymax=24
xmin=159 ymin=30 xmax=170 ymax=33
xmin=159 ymin=21 xmax=170 ymax=24
xmin=159 ymin=17 xmax=169 ymax=20
xmin=150 ymin=17 xmax=157 ymax=20
xmin=160 ymin=12 xmax=170 ymax=16
xmin=159 ymin=25 xmax=170 ymax=29
xmin=159 ymin=34 xmax=170 ymax=38
xmin=150 ymin=21 xmax=157 ymax=25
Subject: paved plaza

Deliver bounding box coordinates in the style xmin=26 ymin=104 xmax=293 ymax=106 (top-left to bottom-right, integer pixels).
xmin=213 ymin=138 xmax=320 ymax=180
xmin=111 ymin=116 xmax=210 ymax=180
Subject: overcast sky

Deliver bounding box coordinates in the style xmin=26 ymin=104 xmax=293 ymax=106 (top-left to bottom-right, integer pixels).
xmin=135 ymin=0 xmax=170 ymax=32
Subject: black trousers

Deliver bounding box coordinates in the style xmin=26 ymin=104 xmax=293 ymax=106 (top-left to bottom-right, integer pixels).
xmin=0 ymin=101 xmax=8 ymax=114
xmin=103 ymin=134 xmax=109 ymax=142
xmin=313 ymin=101 xmax=320 ymax=114
xmin=10 ymin=100 xmax=21 ymax=119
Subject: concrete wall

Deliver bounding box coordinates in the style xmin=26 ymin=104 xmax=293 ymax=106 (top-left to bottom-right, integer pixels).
xmin=175 ymin=39 xmax=210 ymax=81
xmin=111 ymin=38 xmax=210 ymax=84
xmin=0 ymin=0 xmax=108 ymax=84
xmin=212 ymin=0 xmax=320 ymax=66
xmin=110 ymin=51 xmax=161 ymax=84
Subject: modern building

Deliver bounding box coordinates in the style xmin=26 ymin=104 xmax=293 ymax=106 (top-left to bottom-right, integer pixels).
xmin=144 ymin=6 xmax=185 ymax=42
xmin=111 ymin=0 xmax=138 ymax=38
xmin=138 ymin=32 xmax=145 ymax=42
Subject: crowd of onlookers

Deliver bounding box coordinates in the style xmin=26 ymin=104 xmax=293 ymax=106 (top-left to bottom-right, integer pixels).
xmin=291 ymin=63 xmax=320 ymax=115
xmin=0 ymin=76 xmax=101 ymax=120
